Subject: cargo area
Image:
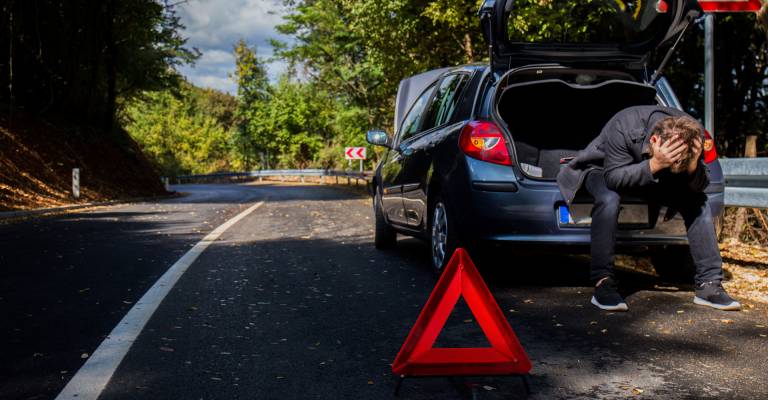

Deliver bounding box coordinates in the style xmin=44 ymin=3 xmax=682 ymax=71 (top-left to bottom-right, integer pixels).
xmin=496 ymin=79 xmax=658 ymax=179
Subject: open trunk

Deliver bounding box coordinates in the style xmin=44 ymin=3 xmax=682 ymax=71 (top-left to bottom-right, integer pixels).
xmin=497 ymin=79 xmax=658 ymax=179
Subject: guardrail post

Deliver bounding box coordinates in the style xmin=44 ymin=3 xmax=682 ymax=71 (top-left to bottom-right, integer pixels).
xmin=72 ymin=168 xmax=80 ymax=199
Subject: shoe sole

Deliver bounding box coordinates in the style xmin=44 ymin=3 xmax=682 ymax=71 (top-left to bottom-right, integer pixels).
xmin=693 ymin=296 xmax=741 ymax=311
xmin=591 ymin=296 xmax=628 ymax=312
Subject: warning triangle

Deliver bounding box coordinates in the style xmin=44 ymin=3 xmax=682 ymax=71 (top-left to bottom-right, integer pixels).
xmin=392 ymin=248 xmax=532 ymax=376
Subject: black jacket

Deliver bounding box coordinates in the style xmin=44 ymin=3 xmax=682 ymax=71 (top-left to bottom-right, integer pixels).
xmin=557 ymin=105 xmax=710 ymax=205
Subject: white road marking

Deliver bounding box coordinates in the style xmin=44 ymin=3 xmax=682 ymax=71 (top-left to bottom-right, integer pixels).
xmin=55 ymin=201 xmax=266 ymax=400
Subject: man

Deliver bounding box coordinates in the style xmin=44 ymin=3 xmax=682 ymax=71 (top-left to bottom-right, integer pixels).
xmin=557 ymin=105 xmax=740 ymax=312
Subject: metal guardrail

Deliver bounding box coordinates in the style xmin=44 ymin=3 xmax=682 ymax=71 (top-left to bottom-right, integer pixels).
xmin=171 ymin=159 xmax=768 ymax=208
xmin=173 ymin=169 xmax=373 ymax=186
xmin=720 ymin=158 xmax=768 ymax=209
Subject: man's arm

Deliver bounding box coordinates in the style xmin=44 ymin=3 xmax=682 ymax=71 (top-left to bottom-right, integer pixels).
xmin=685 ymin=136 xmax=710 ymax=192
xmin=603 ymin=126 xmax=657 ymax=191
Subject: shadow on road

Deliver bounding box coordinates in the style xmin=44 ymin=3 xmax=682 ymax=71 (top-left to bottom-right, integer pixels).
xmin=380 ymin=236 xmax=767 ymax=398
xmin=168 ymin=183 xmax=368 ymax=205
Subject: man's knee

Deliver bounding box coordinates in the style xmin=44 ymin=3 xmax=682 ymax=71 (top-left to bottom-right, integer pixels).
xmin=672 ymin=192 xmax=709 ymax=220
xmin=594 ymin=190 xmax=620 ymax=210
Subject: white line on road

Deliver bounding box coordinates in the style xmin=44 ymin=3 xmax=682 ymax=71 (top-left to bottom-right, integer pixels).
xmin=55 ymin=201 xmax=266 ymax=400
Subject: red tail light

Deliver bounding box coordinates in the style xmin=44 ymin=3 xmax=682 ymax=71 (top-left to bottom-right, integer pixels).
xmin=703 ymin=129 xmax=717 ymax=164
xmin=459 ymin=121 xmax=512 ymax=166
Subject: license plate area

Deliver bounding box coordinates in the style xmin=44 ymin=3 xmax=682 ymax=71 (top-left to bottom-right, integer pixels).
xmin=558 ymin=203 xmax=652 ymax=229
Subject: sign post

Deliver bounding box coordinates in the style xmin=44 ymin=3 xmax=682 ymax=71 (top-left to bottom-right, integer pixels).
xmin=704 ymin=13 xmax=714 ymax=136
xmin=72 ymin=168 xmax=80 ymax=199
xmin=696 ymin=0 xmax=762 ymax=138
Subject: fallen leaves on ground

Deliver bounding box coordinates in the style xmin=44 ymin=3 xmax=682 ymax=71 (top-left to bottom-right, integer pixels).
xmin=720 ymin=241 xmax=768 ymax=305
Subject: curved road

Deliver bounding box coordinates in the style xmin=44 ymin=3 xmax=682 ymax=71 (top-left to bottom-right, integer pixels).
xmin=1 ymin=182 xmax=767 ymax=399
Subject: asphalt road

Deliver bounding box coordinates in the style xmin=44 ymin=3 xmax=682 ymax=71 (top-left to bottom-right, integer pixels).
xmin=1 ymin=182 xmax=767 ymax=399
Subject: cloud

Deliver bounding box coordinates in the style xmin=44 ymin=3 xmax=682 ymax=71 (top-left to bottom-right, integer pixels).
xmin=176 ymin=0 xmax=290 ymax=94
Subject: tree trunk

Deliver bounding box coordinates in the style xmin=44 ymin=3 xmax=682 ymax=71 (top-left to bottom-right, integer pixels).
xmin=463 ymin=33 xmax=474 ymax=63
xmin=104 ymin=0 xmax=117 ymax=133
xmin=732 ymin=135 xmax=757 ymax=240
xmin=744 ymin=135 xmax=757 ymax=158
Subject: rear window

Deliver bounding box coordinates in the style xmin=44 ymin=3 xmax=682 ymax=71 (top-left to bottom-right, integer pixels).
xmin=506 ymin=0 xmax=673 ymax=46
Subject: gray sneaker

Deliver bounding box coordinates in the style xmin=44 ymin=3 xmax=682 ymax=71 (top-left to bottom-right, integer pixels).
xmin=694 ymin=281 xmax=741 ymax=311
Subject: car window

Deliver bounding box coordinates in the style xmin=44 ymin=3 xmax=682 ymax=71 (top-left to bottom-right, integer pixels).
xmin=421 ymin=74 xmax=470 ymax=132
xmin=398 ymin=84 xmax=436 ymax=143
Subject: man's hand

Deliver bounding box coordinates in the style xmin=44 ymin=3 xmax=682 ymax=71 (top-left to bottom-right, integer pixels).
xmin=687 ymin=136 xmax=703 ymax=174
xmin=649 ymin=135 xmax=688 ymax=175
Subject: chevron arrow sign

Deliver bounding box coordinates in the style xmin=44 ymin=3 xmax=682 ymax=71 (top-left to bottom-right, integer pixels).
xmin=345 ymin=147 xmax=367 ymax=160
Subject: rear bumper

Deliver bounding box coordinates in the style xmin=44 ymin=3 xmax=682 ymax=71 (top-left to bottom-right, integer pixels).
xmin=458 ymin=159 xmax=725 ymax=246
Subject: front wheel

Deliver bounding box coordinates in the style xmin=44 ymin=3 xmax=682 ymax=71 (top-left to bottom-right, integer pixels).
xmin=429 ymin=196 xmax=458 ymax=275
xmin=373 ymin=191 xmax=397 ymax=249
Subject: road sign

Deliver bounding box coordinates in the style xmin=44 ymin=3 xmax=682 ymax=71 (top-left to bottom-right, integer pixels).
xmin=344 ymin=147 xmax=366 ymax=160
xmin=698 ymin=0 xmax=762 ymax=12
xmin=392 ymin=248 xmax=531 ymax=377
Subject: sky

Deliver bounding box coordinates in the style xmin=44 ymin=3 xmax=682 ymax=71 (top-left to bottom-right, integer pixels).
xmin=175 ymin=0 xmax=290 ymax=95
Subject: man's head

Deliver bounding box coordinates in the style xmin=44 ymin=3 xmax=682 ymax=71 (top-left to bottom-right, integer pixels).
xmin=649 ymin=116 xmax=702 ymax=173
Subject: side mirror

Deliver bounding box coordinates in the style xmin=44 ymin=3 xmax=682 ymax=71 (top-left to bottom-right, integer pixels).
xmin=366 ymin=130 xmax=391 ymax=149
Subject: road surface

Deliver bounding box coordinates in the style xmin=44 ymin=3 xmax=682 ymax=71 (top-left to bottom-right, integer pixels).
xmin=1 ymin=182 xmax=766 ymax=399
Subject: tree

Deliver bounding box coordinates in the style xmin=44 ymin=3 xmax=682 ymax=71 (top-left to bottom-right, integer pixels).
xmin=124 ymin=83 xmax=236 ymax=176
xmin=232 ymin=40 xmax=271 ymax=169
xmin=0 ymin=0 xmax=198 ymax=131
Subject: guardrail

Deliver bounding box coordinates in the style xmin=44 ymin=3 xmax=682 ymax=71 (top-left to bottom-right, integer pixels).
xmin=170 ymin=160 xmax=768 ymax=208
xmin=720 ymin=158 xmax=768 ymax=209
xmin=173 ymin=169 xmax=373 ymax=186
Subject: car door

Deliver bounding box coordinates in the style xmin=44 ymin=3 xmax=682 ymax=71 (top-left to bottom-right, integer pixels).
xmin=399 ymin=73 xmax=472 ymax=229
xmin=380 ymin=83 xmax=437 ymax=226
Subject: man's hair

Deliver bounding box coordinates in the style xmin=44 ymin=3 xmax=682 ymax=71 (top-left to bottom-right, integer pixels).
xmin=649 ymin=116 xmax=702 ymax=171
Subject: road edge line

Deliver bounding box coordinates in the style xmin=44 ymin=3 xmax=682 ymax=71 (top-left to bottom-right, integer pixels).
xmin=55 ymin=200 xmax=266 ymax=400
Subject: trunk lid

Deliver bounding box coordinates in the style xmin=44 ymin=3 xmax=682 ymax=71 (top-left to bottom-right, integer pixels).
xmin=479 ymin=0 xmax=702 ymax=72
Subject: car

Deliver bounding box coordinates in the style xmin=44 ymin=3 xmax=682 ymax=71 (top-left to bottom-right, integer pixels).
xmin=366 ymin=0 xmax=723 ymax=280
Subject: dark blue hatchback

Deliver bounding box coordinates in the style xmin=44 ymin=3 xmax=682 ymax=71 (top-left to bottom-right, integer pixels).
xmin=367 ymin=0 xmax=723 ymax=276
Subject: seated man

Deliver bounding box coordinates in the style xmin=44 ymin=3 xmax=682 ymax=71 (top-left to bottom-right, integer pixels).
xmin=557 ymin=105 xmax=740 ymax=312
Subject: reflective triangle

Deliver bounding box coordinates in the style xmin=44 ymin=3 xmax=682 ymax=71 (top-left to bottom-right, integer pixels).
xmin=392 ymin=248 xmax=532 ymax=376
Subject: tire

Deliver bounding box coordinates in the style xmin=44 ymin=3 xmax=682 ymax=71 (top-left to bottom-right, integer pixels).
xmin=651 ymin=246 xmax=696 ymax=284
xmin=373 ymin=190 xmax=397 ymax=249
xmin=429 ymin=195 xmax=459 ymax=275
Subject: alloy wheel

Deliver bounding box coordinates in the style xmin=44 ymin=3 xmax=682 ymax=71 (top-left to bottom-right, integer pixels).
xmin=431 ymin=202 xmax=448 ymax=271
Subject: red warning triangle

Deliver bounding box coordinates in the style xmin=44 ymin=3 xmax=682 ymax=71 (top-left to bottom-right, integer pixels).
xmin=392 ymin=248 xmax=531 ymax=376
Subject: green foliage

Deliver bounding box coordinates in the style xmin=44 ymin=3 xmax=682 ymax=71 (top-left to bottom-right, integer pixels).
xmin=507 ymin=0 xmax=623 ymax=43
xmin=276 ymin=0 xmax=485 ymax=133
xmin=124 ymin=84 xmax=236 ymax=176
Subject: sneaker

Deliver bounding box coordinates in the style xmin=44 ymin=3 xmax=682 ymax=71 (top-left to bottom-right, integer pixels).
xmin=694 ymin=281 xmax=741 ymax=311
xmin=590 ymin=277 xmax=628 ymax=311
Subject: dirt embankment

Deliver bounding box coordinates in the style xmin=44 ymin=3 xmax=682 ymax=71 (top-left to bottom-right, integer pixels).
xmin=0 ymin=112 xmax=167 ymax=211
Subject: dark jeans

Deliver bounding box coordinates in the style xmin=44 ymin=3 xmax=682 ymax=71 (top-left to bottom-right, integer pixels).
xmin=584 ymin=170 xmax=723 ymax=285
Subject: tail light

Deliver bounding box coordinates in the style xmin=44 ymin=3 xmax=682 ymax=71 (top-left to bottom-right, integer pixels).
xmin=703 ymin=129 xmax=717 ymax=164
xmin=459 ymin=121 xmax=512 ymax=166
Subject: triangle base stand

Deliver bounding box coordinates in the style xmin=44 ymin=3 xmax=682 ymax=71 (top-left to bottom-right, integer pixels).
xmin=393 ymin=374 xmax=531 ymax=398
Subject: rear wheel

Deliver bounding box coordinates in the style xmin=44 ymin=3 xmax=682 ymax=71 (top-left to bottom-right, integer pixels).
xmin=429 ymin=196 xmax=459 ymax=275
xmin=651 ymin=246 xmax=696 ymax=284
xmin=373 ymin=191 xmax=396 ymax=249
